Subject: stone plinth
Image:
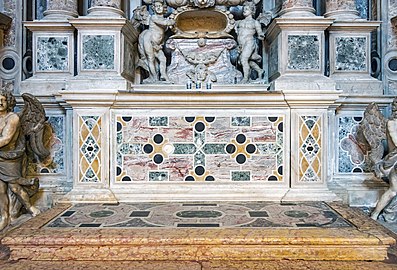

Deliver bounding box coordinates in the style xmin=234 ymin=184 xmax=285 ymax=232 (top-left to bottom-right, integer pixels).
xmin=165 ymin=38 xmax=242 ymax=85
xmin=43 ymin=0 xmax=78 ymax=20
xmin=325 ymin=0 xmax=360 ymax=20
xmin=279 ymin=0 xmax=316 ymax=17
xmin=328 ymin=21 xmax=382 ymax=95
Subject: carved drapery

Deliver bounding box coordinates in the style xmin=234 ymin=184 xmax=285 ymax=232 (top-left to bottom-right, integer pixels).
xmin=43 ymin=0 xmax=78 ymax=19
xmin=324 ymin=0 xmax=360 ymax=20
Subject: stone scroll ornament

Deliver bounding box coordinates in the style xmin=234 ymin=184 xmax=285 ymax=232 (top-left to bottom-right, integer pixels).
xmin=0 ymin=91 xmax=52 ymax=232
xmin=357 ymin=98 xmax=397 ymax=222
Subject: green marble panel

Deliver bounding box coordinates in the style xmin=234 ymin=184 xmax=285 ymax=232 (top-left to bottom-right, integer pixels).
xmin=149 ymin=171 xmax=169 ymax=181
xmin=231 ymin=171 xmax=251 ymax=181
xmin=149 ymin=117 xmax=168 ymax=126
xmin=202 ymin=143 xmax=226 ymax=155
xmin=173 ymin=143 xmax=197 ymax=155
xmin=231 ymin=117 xmax=251 ymax=126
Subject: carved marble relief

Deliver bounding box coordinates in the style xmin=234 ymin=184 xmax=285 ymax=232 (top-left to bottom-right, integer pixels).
xmin=335 ymin=37 xmax=367 ymax=71
xmin=115 ymin=114 xmax=284 ymax=182
xmin=282 ymin=0 xmax=312 ymax=9
xmin=82 ymin=35 xmax=115 ymax=70
xmin=326 ymin=0 xmax=356 ymax=11
xmin=48 ymin=0 xmax=77 ymax=11
xmin=287 ymin=35 xmax=320 ymax=70
xmin=91 ymin=0 xmax=121 ymax=9
xmin=37 ymin=37 xmax=69 ymax=71
xmin=3 ymin=0 xmax=16 ymax=47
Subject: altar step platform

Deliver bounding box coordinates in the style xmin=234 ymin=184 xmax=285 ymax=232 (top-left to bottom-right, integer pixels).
xmin=1 ymin=201 xmax=396 ymax=264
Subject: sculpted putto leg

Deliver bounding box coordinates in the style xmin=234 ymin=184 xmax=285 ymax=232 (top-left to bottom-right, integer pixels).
xmin=0 ymin=181 xmax=10 ymax=231
xmin=371 ymin=168 xmax=397 ymax=220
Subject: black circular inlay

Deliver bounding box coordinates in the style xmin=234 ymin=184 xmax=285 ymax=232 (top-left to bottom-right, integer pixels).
xmin=153 ymin=134 xmax=164 ymax=144
xmin=195 ymin=122 xmax=205 ymax=132
xmin=307 ymin=146 xmax=314 ymax=152
xmin=122 ymin=176 xmax=131 ymax=181
xmin=205 ymin=175 xmax=215 ymax=181
xmin=116 ymin=122 xmax=122 ymax=132
xmin=226 ymin=144 xmax=236 ymax=154
xmin=353 ymin=117 xmax=363 ymax=122
xmin=236 ymin=134 xmax=246 ymax=144
xmin=246 ymin=144 xmax=256 ymax=154
xmin=278 ymin=122 xmax=283 ymax=132
xmin=195 ymin=165 xmax=205 ymax=176
xmin=122 ymin=116 xmax=132 ymax=122
xmin=185 ymin=176 xmax=195 ymax=181
xmin=205 ymin=117 xmax=215 ymax=123
xmin=277 ymin=166 xmax=283 ymax=176
xmin=40 ymin=168 xmax=49 ymax=173
xmin=268 ymin=117 xmax=278 ymax=122
xmin=185 ymin=117 xmax=195 ymax=123
xmin=2 ymin=57 xmax=15 ymax=70
xmin=353 ymin=168 xmax=363 ymax=173
xmin=87 ymin=146 xmax=94 ymax=152
xmin=25 ymin=58 xmax=32 ymax=72
xmin=143 ymin=144 xmax=154 ymax=154
xmin=389 ymin=59 xmax=397 ymax=72
xmin=153 ymin=154 xmax=164 ymax=164
xmin=268 ymin=175 xmax=278 ymax=181
xmin=236 ymin=154 xmax=246 ymax=164
xmin=116 ymin=166 xmax=122 ymax=176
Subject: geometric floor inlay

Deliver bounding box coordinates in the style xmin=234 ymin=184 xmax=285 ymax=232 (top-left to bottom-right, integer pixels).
xmin=46 ymin=202 xmax=353 ymax=228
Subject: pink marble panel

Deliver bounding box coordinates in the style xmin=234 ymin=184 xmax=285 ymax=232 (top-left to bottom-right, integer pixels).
xmin=124 ymin=156 xmax=157 ymax=181
xmin=162 ymin=157 xmax=193 ymax=181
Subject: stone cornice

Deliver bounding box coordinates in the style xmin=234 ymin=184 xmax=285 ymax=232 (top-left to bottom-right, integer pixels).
xmin=328 ymin=21 xmax=381 ymax=32
xmin=24 ymin=21 xmax=74 ymax=32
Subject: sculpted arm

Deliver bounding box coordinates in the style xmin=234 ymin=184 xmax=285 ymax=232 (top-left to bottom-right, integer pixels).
xmin=0 ymin=114 xmax=19 ymax=148
xmin=255 ymin=21 xmax=264 ymax=40
xmin=152 ymin=15 xmax=175 ymax=27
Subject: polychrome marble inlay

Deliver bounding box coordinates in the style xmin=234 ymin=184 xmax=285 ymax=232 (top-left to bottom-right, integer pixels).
xmin=115 ymin=115 xmax=284 ymax=182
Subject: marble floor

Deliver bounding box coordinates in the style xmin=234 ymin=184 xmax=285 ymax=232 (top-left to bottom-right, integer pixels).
xmin=45 ymin=201 xmax=352 ymax=229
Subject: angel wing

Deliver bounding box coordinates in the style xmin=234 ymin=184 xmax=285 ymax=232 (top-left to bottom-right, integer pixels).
xmin=132 ymin=5 xmax=150 ymax=26
xmin=19 ymin=93 xmax=52 ymax=162
xmin=358 ymin=103 xmax=387 ymax=165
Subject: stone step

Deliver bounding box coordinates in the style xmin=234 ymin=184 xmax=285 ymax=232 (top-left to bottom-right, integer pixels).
xmin=1 ymin=203 xmax=395 ymax=261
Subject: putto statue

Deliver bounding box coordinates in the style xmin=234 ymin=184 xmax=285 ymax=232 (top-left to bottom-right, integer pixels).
xmin=235 ymin=1 xmax=271 ymax=83
xmin=0 ymin=90 xmax=52 ymax=231
xmin=135 ymin=0 xmax=175 ymax=83
xmin=357 ymin=98 xmax=397 ymax=221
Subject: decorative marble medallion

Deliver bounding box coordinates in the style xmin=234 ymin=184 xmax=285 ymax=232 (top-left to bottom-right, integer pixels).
xmin=335 ymin=37 xmax=367 ymax=71
xmin=46 ymin=201 xmax=352 ymax=228
xmin=115 ymin=115 xmax=284 ymax=182
xmin=79 ymin=116 xmax=102 ymax=182
xmin=299 ymin=116 xmax=321 ymax=182
xmin=37 ymin=37 xmax=69 ymax=71
xmin=338 ymin=116 xmax=371 ymax=173
xmin=287 ymin=35 xmax=320 ymax=71
xmin=82 ymin=35 xmax=115 ymax=70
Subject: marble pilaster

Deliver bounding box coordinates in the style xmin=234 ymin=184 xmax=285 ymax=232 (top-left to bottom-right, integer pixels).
xmin=278 ymin=0 xmax=316 ymax=18
xmin=325 ymin=0 xmax=360 ymax=20
xmin=0 ymin=12 xmax=12 ymax=48
xmin=43 ymin=0 xmax=78 ymax=20
xmin=87 ymin=0 xmax=124 ymax=18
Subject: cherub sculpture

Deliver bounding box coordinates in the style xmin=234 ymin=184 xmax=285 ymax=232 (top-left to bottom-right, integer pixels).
xmin=235 ymin=1 xmax=271 ymax=83
xmin=0 ymin=90 xmax=52 ymax=231
xmin=357 ymin=98 xmax=397 ymax=221
xmin=134 ymin=0 xmax=175 ymax=83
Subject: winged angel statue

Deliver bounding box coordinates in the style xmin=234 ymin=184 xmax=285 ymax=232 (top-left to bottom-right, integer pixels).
xmin=357 ymin=98 xmax=397 ymax=221
xmin=0 ymin=90 xmax=52 ymax=231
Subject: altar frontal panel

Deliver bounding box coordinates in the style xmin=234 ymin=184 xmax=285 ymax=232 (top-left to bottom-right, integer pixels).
xmin=113 ymin=111 xmax=286 ymax=183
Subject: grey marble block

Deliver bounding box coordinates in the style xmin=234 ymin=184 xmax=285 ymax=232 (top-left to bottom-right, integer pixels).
xmin=355 ymin=0 xmax=368 ymax=19
xmin=82 ymin=35 xmax=115 ymax=70
xmin=335 ymin=37 xmax=367 ymax=71
xmin=269 ymin=40 xmax=279 ymax=77
xmin=287 ymin=35 xmax=320 ymax=71
xmin=37 ymin=37 xmax=69 ymax=71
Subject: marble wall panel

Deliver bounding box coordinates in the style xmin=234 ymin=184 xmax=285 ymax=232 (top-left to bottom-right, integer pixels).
xmin=269 ymin=40 xmax=279 ymax=77
xmin=3 ymin=0 xmax=16 ymax=46
xmin=36 ymin=0 xmax=47 ymax=20
xmin=337 ymin=116 xmax=371 ymax=173
xmin=37 ymin=37 xmax=69 ymax=71
xmin=82 ymin=35 xmax=115 ymax=70
xmin=287 ymin=35 xmax=320 ymax=71
xmin=28 ymin=115 xmax=65 ymax=175
xmin=355 ymin=0 xmax=368 ymax=19
xmin=298 ymin=115 xmax=321 ymax=182
xmin=335 ymin=37 xmax=367 ymax=71
xmin=115 ymin=114 xmax=284 ymax=182
xmin=388 ymin=0 xmax=397 ymax=49
xmin=79 ymin=115 xmax=102 ymax=182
